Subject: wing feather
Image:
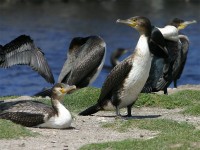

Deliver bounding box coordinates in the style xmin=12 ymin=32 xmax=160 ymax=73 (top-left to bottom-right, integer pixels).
xmin=0 ymin=35 xmax=55 ymax=84
xmin=98 ymin=57 xmax=132 ymax=105
xmin=67 ymin=46 xmax=105 ymax=86
xmin=0 ymin=100 xmax=53 ymax=127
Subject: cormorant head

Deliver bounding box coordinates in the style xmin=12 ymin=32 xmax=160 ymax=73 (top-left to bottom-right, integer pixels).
xmin=51 ymin=83 xmax=76 ymax=100
xmin=170 ymin=18 xmax=197 ymax=30
xmin=116 ymin=16 xmax=152 ymax=36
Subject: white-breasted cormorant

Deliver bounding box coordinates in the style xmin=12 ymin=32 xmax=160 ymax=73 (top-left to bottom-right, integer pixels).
xmin=79 ymin=16 xmax=168 ymax=117
xmin=0 ymin=83 xmax=76 ymax=129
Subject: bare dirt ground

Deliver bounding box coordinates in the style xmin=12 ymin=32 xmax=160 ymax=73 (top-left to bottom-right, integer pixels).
xmin=0 ymin=85 xmax=200 ymax=150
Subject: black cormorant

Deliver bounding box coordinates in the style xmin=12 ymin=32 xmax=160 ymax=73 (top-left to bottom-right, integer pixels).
xmin=34 ymin=35 xmax=106 ymax=97
xmin=142 ymin=18 xmax=196 ymax=94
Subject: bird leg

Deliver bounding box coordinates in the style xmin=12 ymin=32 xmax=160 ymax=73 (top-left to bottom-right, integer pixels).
xmin=124 ymin=102 xmax=135 ymax=117
xmin=174 ymin=80 xmax=177 ymax=88
xmin=164 ymin=88 xmax=168 ymax=95
xmin=126 ymin=104 xmax=133 ymax=117
xmin=115 ymin=106 xmax=121 ymax=116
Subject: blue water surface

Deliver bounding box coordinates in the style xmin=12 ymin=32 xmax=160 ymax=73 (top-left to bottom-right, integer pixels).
xmin=0 ymin=0 xmax=199 ymax=96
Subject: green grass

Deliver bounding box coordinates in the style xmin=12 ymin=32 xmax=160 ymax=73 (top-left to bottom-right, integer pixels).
xmin=62 ymin=88 xmax=200 ymax=115
xmin=64 ymin=87 xmax=100 ymax=113
xmin=182 ymin=104 xmax=200 ymax=116
xmin=135 ymin=90 xmax=200 ymax=116
xmin=33 ymin=88 xmax=200 ymax=116
xmin=135 ymin=90 xmax=200 ymax=109
xmin=0 ymin=120 xmax=37 ymax=139
xmin=0 ymin=96 xmax=19 ymax=101
xmin=81 ymin=119 xmax=200 ymax=150
xmin=0 ymin=88 xmax=199 ymax=141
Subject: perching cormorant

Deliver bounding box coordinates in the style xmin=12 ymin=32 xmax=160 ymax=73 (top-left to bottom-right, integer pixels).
xmin=79 ymin=16 xmax=168 ymax=117
xmin=34 ymin=35 xmax=106 ymax=97
xmin=0 ymin=35 xmax=55 ymax=84
xmin=0 ymin=83 xmax=76 ymax=129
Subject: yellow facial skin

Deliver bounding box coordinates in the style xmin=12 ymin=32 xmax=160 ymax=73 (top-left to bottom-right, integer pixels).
xmin=116 ymin=18 xmax=138 ymax=28
xmin=178 ymin=20 xmax=197 ymax=30
xmin=60 ymin=85 xmax=76 ymax=94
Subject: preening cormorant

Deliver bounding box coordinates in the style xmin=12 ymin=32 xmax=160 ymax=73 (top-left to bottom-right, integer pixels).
xmin=34 ymin=35 xmax=106 ymax=97
xmin=142 ymin=18 xmax=196 ymax=94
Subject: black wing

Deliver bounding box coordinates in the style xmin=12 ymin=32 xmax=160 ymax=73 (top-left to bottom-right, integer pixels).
xmin=142 ymin=56 xmax=165 ymax=93
xmin=154 ymin=40 xmax=179 ymax=92
xmin=33 ymin=87 xmax=52 ymax=97
xmin=174 ymin=35 xmax=189 ymax=80
xmin=58 ymin=36 xmax=92 ymax=83
xmin=98 ymin=57 xmax=132 ymax=105
xmin=67 ymin=45 xmax=105 ymax=87
xmin=0 ymin=35 xmax=55 ymax=84
xmin=149 ymin=27 xmax=169 ymax=58
xmin=0 ymin=100 xmax=53 ymax=127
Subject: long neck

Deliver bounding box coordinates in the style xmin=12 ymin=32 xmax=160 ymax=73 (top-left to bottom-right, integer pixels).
xmin=51 ymin=99 xmax=59 ymax=115
xmin=51 ymin=96 xmax=71 ymax=120
xmin=135 ymin=34 xmax=150 ymax=56
xmin=51 ymin=94 xmax=65 ymax=115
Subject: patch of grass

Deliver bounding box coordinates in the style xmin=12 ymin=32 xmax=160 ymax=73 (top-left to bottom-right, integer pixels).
xmin=81 ymin=119 xmax=200 ymax=150
xmin=135 ymin=90 xmax=200 ymax=109
xmin=64 ymin=87 xmax=100 ymax=113
xmin=182 ymin=104 xmax=200 ymax=116
xmin=0 ymin=96 xmax=19 ymax=101
xmin=0 ymin=119 xmax=37 ymax=139
xmin=136 ymin=90 xmax=200 ymax=116
xmin=59 ymin=88 xmax=200 ymax=116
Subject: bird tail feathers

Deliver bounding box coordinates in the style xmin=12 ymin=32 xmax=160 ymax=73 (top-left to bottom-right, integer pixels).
xmin=79 ymin=104 xmax=101 ymax=116
xmin=34 ymin=87 xmax=52 ymax=97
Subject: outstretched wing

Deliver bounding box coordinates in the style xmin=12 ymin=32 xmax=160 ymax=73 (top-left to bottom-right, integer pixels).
xmin=0 ymin=35 xmax=55 ymax=84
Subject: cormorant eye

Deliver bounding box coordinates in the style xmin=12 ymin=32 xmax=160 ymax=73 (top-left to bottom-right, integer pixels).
xmin=132 ymin=19 xmax=137 ymax=22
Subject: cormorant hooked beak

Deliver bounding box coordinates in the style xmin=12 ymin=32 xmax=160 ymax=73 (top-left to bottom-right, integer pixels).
xmin=61 ymin=85 xmax=76 ymax=94
xmin=116 ymin=18 xmax=137 ymax=28
xmin=178 ymin=20 xmax=197 ymax=30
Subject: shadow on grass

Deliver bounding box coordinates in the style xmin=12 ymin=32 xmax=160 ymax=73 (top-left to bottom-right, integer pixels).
xmin=123 ymin=115 xmax=161 ymax=119
xmin=95 ymin=114 xmax=161 ymax=119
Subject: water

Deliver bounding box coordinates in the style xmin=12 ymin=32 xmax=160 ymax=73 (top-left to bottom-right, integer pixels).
xmin=0 ymin=0 xmax=200 ymax=96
